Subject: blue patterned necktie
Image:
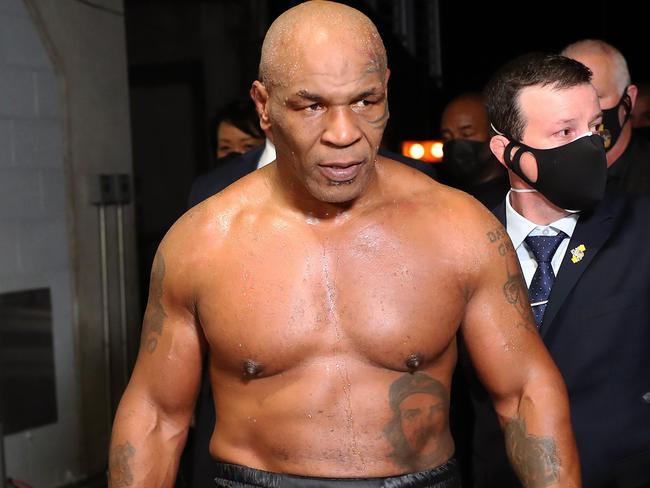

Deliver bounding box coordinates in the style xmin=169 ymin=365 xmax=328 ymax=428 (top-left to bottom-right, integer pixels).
xmin=525 ymin=231 xmax=567 ymax=327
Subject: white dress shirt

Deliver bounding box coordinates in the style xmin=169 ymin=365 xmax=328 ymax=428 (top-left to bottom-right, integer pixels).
xmin=504 ymin=191 xmax=579 ymax=287
xmin=256 ymin=139 xmax=276 ymax=169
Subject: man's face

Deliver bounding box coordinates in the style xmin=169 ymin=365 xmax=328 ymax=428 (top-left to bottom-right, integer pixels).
xmin=398 ymin=393 xmax=445 ymax=453
xmin=511 ymin=83 xmax=602 ymax=183
xmin=440 ymin=99 xmax=489 ymax=142
xmin=255 ymin=36 xmax=389 ymax=204
xmin=519 ymin=83 xmax=602 ymax=148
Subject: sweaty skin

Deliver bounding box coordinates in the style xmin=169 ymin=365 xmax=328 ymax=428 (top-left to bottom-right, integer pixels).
xmin=111 ymin=157 xmax=573 ymax=482
xmin=109 ymin=2 xmax=578 ymax=487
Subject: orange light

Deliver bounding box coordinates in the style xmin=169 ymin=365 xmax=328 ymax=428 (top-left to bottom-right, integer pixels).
xmin=431 ymin=141 xmax=444 ymax=159
xmin=409 ymin=143 xmax=425 ymax=159
xmin=401 ymin=140 xmax=444 ymax=162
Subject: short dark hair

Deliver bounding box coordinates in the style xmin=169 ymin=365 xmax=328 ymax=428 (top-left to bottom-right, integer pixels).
xmin=483 ymin=52 xmax=592 ymax=141
xmin=211 ymin=98 xmax=263 ymax=155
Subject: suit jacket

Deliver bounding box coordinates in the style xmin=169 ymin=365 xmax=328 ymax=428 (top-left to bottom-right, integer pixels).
xmin=468 ymin=191 xmax=650 ymax=488
xmin=187 ymin=145 xmax=438 ymax=208
xmin=185 ymin=144 xmax=438 ymax=488
xmin=188 ymin=145 xmax=264 ymax=208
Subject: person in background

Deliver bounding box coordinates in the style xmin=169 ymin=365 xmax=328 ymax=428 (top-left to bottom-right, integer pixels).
xmin=561 ymin=39 xmax=650 ymax=195
xmin=439 ymin=92 xmax=509 ymax=209
xmin=108 ymin=2 xmax=580 ymax=487
xmin=212 ymin=98 xmax=265 ymax=160
xmin=468 ymin=51 xmax=650 ymax=488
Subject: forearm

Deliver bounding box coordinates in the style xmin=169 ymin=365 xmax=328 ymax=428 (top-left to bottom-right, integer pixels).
xmin=498 ymin=381 xmax=580 ymax=488
xmin=109 ymin=394 xmax=190 ymax=487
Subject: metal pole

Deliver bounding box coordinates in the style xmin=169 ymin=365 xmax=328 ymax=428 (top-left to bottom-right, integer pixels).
xmin=116 ymin=204 xmax=128 ymax=385
xmin=98 ymin=205 xmax=112 ymax=432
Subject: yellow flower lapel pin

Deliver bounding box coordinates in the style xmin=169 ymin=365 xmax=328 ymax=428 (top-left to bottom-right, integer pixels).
xmin=570 ymin=244 xmax=586 ymax=263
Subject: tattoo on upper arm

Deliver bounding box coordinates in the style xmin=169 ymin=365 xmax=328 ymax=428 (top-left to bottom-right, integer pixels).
xmin=504 ymin=417 xmax=560 ymax=488
xmin=503 ymin=258 xmax=537 ymax=333
xmin=109 ymin=441 xmax=135 ymax=487
xmin=142 ymin=253 xmax=167 ymax=353
xmin=487 ymin=227 xmax=537 ymax=333
xmin=487 ymin=227 xmax=510 ymax=256
xmin=383 ymin=372 xmax=451 ymax=471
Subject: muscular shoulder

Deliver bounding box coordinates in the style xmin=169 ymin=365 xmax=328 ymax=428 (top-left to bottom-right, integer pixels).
xmin=156 ymin=171 xmax=271 ymax=297
xmin=376 ymin=157 xmax=508 ymax=282
xmin=379 ymin=156 xmax=502 ymax=238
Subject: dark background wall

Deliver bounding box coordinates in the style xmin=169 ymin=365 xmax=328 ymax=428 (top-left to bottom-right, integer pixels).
xmin=439 ymin=1 xmax=650 ymax=95
xmin=124 ymin=0 xmax=648 ymax=306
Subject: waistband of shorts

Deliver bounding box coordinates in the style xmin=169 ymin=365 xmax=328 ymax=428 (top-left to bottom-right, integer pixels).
xmin=212 ymin=457 xmax=460 ymax=487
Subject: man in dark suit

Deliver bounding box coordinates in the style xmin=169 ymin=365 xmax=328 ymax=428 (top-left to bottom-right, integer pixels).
xmin=466 ymin=52 xmax=650 ymax=488
xmin=185 ymin=140 xmax=438 ymax=488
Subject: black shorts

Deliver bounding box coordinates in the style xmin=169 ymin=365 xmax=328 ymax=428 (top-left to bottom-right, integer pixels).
xmin=213 ymin=458 xmax=461 ymax=487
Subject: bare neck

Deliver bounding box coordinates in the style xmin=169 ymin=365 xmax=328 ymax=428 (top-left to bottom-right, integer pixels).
xmin=509 ymin=190 xmax=569 ymax=226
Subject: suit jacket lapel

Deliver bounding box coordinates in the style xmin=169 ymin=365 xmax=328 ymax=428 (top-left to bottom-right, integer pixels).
xmin=540 ymin=195 xmax=619 ymax=337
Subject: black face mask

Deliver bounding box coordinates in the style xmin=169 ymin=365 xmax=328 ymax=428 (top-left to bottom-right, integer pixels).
xmin=503 ymin=133 xmax=607 ymax=211
xmin=213 ymin=151 xmax=244 ymax=168
xmin=441 ymin=139 xmax=487 ymax=186
xmin=598 ymin=87 xmax=632 ymax=151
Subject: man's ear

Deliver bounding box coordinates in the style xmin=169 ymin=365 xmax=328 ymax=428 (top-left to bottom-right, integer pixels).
xmin=384 ymin=68 xmax=391 ymax=94
xmin=626 ymin=83 xmax=638 ymax=109
xmin=250 ymin=81 xmax=271 ymax=132
xmin=489 ymin=134 xmax=510 ymax=169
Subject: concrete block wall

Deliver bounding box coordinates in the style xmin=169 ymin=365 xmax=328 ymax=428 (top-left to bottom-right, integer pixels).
xmin=0 ymin=0 xmax=81 ymax=486
xmin=0 ymin=0 xmax=138 ymax=485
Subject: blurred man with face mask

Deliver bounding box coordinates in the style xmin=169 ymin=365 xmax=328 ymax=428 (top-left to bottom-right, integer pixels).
xmin=440 ymin=93 xmax=509 ymax=209
xmin=561 ymin=39 xmax=650 ymax=196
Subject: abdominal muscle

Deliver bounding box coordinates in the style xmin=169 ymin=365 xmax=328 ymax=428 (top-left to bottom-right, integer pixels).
xmin=207 ymin=355 xmax=456 ymax=478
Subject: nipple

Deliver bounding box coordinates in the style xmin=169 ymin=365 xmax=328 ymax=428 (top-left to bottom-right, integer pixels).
xmin=405 ymin=353 xmax=422 ymax=372
xmin=243 ymin=359 xmax=264 ymax=378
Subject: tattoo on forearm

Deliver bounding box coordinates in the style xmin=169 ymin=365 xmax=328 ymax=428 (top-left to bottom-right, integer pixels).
xmin=109 ymin=441 xmax=135 ymax=487
xmin=504 ymin=417 xmax=560 ymax=488
xmin=383 ymin=372 xmax=451 ymax=471
xmin=142 ymin=253 xmax=167 ymax=353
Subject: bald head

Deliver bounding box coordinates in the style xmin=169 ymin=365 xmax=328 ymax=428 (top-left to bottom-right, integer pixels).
xmin=440 ymin=93 xmax=489 ymax=142
xmin=561 ymin=39 xmax=630 ymax=93
xmin=259 ymin=1 xmax=387 ymax=90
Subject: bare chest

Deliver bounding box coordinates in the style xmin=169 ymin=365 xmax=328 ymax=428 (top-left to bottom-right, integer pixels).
xmin=197 ymin=222 xmax=465 ymax=376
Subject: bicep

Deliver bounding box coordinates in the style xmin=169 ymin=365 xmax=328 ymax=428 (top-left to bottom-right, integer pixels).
xmin=126 ymin=251 xmax=205 ymax=421
xmin=459 ymin=223 xmax=555 ymax=405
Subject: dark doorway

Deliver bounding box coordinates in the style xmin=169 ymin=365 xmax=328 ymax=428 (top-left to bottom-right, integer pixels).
xmin=129 ymin=62 xmax=207 ymax=307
